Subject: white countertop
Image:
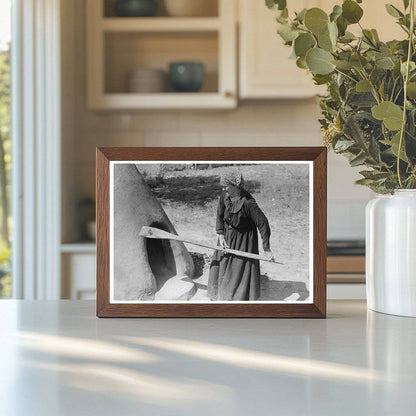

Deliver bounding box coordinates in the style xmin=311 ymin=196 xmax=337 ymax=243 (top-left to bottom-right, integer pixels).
xmin=0 ymin=300 xmax=415 ymax=416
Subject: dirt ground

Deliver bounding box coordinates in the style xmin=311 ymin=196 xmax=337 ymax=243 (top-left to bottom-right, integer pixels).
xmin=137 ymin=163 xmax=311 ymax=301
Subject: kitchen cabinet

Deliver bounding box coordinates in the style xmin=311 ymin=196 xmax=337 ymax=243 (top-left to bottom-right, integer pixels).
xmin=61 ymin=244 xmax=96 ymax=300
xmin=86 ymin=0 xmax=237 ymax=109
xmin=238 ymin=0 xmax=405 ymax=99
xmin=87 ymin=0 xmax=405 ymax=108
xmin=239 ymin=0 xmax=325 ymax=99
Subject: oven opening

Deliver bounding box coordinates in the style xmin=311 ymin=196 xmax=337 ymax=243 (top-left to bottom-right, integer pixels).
xmin=146 ymin=222 xmax=177 ymax=289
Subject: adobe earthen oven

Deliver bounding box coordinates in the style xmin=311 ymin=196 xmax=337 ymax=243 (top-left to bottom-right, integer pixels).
xmin=113 ymin=164 xmax=195 ymax=300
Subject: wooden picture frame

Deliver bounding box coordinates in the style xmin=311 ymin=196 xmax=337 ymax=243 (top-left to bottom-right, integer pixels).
xmin=96 ymin=147 xmax=327 ymax=318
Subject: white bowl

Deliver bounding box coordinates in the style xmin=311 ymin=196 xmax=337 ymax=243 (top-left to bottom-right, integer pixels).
xmin=164 ymin=0 xmax=217 ymax=17
xmin=127 ymin=68 xmax=167 ymax=93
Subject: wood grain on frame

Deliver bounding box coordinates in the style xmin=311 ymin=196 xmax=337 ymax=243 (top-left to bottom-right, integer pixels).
xmin=96 ymin=147 xmax=327 ymax=318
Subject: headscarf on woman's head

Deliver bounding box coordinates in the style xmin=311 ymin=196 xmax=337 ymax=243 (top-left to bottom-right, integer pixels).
xmin=220 ymin=168 xmax=245 ymax=190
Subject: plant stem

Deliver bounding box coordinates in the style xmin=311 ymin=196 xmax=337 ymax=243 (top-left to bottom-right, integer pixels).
xmin=358 ymin=22 xmax=378 ymax=49
xmin=393 ymin=86 xmax=404 ymax=104
xmin=390 ymin=79 xmax=397 ymax=101
xmin=397 ymin=0 xmax=415 ymax=188
xmin=334 ymin=68 xmax=357 ymax=83
xmin=358 ymin=69 xmax=380 ymax=104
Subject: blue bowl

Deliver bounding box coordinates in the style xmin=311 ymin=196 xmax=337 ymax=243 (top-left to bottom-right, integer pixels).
xmin=169 ymin=62 xmax=205 ymax=93
xmin=114 ymin=0 xmax=158 ymax=17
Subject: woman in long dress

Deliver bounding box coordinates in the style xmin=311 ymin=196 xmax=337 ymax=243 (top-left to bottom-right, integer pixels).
xmin=208 ymin=168 xmax=274 ymax=301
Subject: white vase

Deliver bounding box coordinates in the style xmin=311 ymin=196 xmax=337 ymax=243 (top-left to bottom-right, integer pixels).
xmin=366 ymin=190 xmax=416 ymax=317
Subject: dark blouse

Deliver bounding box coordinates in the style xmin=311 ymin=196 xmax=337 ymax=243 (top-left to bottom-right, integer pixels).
xmin=215 ymin=191 xmax=271 ymax=251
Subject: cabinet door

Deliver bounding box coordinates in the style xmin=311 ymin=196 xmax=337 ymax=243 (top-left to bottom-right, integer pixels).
xmin=238 ymin=0 xmax=403 ymax=99
xmin=62 ymin=253 xmax=96 ymax=300
xmin=239 ymin=0 xmax=321 ymax=99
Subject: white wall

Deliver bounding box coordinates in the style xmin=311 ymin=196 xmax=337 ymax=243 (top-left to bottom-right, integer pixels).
xmin=61 ymin=0 xmax=374 ymax=243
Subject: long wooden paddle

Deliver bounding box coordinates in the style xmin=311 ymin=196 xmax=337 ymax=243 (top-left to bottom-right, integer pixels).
xmin=139 ymin=226 xmax=283 ymax=264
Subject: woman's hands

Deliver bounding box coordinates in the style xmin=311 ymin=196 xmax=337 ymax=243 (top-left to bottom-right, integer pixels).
xmin=264 ymin=250 xmax=275 ymax=262
xmin=218 ymin=234 xmax=228 ymax=250
xmin=218 ymin=234 xmax=275 ymax=262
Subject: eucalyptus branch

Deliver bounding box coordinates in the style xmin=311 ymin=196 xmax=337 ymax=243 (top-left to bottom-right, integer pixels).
xmin=334 ymin=68 xmax=358 ymax=83
xmin=358 ymin=69 xmax=381 ymax=104
xmin=390 ymin=79 xmax=398 ymax=101
xmin=398 ymin=24 xmax=410 ymax=35
xmin=397 ymin=0 xmax=415 ymax=187
xmin=267 ymin=0 xmax=416 ymax=192
xmin=358 ymin=22 xmax=378 ymax=49
xmin=393 ymin=86 xmax=404 ymax=103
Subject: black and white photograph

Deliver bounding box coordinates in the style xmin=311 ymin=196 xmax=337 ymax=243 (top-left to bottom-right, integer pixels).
xmin=110 ymin=161 xmax=313 ymax=303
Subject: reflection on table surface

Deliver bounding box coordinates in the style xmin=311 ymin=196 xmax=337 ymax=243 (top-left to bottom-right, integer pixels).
xmin=0 ymin=300 xmax=415 ymax=416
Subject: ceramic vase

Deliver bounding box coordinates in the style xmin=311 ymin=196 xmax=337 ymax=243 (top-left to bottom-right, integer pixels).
xmin=366 ymin=190 xmax=416 ymax=317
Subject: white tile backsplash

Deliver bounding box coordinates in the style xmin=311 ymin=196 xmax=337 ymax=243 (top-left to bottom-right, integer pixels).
xmin=73 ymin=102 xmax=374 ymax=240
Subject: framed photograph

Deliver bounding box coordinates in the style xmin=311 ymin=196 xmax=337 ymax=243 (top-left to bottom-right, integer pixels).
xmin=96 ymin=147 xmax=327 ymax=318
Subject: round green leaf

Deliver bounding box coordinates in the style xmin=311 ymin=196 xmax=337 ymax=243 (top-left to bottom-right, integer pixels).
xmin=330 ymin=5 xmax=343 ymax=22
xmin=336 ymin=15 xmax=348 ymax=36
xmin=328 ymin=21 xmax=338 ymax=42
xmin=266 ymin=0 xmax=287 ymax=11
xmin=371 ymin=101 xmax=403 ymax=130
xmin=356 ymin=79 xmax=372 ymax=92
xmin=296 ymin=8 xmax=307 ymax=23
xmin=355 ymin=178 xmax=376 ymax=186
xmin=313 ymin=74 xmax=332 ymax=85
xmin=362 ymin=29 xmax=374 ymax=44
xmin=407 ymin=82 xmax=416 ymax=99
xmin=296 ymin=57 xmax=307 ymax=69
xmin=317 ymin=22 xmax=337 ymax=52
xmin=294 ymin=33 xmax=315 ymax=57
xmin=318 ymin=32 xmax=333 ymax=52
xmin=385 ymin=4 xmax=403 ymax=18
xmin=277 ymin=23 xmax=299 ymax=42
xmin=383 ymin=132 xmax=409 ymax=162
xmin=401 ymin=61 xmax=416 ymax=77
xmin=306 ymin=47 xmax=335 ymax=75
xmin=342 ymin=0 xmax=363 ymax=24
xmin=371 ymin=29 xmax=380 ymax=42
xmin=333 ymin=59 xmax=353 ymax=70
xmin=304 ymin=8 xmax=329 ymax=35
xmin=350 ymin=53 xmax=368 ymax=69
xmin=339 ymin=31 xmax=356 ymax=42
xmin=375 ymin=56 xmax=395 ymax=70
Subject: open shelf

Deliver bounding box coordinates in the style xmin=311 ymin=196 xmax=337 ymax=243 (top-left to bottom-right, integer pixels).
xmin=90 ymin=92 xmax=235 ymax=109
xmin=103 ymin=0 xmax=219 ymax=18
xmin=86 ymin=0 xmax=236 ymax=109
xmin=101 ymin=17 xmax=221 ymax=32
xmin=104 ymin=31 xmax=218 ymax=94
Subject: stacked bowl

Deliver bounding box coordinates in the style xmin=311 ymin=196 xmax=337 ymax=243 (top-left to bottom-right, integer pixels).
xmin=127 ymin=68 xmax=167 ymax=93
xmin=164 ymin=0 xmax=217 ymax=17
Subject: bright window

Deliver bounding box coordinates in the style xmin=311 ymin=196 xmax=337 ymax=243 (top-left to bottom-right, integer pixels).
xmin=0 ymin=0 xmax=11 ymax=298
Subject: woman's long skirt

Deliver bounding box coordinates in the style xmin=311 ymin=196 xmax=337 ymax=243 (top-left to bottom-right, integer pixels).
xmin=208 ymin=226 xmax=260 ymax=301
